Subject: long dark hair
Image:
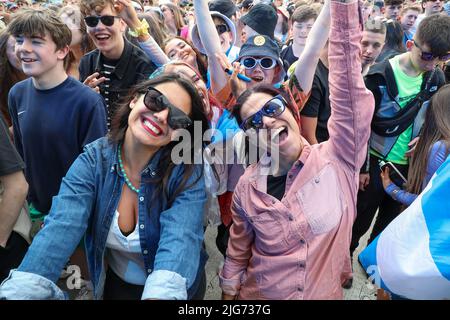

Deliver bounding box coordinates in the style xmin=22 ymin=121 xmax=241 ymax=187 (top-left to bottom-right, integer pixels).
xmin=406 ymin=85 xmax=450 ymax=195
xmin=381 ymin=20 xmax=405 ymax=56
xmin=162 ymin=36 xmax=209 ymax=85
xmin=0 ymin=31 xmax=27 ymax=126
xmin=109 ymin=73 xmax=210 ymax=207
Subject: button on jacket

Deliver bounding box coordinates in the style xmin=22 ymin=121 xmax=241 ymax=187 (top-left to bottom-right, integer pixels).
xmin=220 ymin=0 xmax=375 ymax=300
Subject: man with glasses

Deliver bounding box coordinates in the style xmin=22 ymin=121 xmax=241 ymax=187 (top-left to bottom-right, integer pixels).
xmin=79 ymin=0 xmax=156 ymax=130
xmin=350 ymin=14 xmax=449 ymax=272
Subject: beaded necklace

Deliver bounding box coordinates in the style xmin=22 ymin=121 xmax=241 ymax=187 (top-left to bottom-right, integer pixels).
xmin=118 ymin=144 xmax=140 ymax=193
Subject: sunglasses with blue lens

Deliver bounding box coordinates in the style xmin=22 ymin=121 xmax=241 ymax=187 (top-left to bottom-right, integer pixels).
xmin=240 ymin=95 xmax=287 ymax=131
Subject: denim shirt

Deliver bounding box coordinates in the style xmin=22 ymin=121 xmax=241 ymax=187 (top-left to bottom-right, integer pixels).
xmin=0 ymin=137 xmax=207 ymax=300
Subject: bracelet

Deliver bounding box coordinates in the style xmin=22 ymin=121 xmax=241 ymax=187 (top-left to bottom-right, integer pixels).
xmin=128 ymin=19 xmax=149 ymax=38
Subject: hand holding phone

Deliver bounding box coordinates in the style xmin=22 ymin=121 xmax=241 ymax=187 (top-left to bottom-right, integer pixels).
xmin=379 ymin=160 xmax=407 ymax=186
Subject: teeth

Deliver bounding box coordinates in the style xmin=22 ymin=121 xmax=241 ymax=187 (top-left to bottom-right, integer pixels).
xmin=271 ymin=127 xmax=285 ymax=140
xmin=143 ymin=120 xmax=161 ymax=135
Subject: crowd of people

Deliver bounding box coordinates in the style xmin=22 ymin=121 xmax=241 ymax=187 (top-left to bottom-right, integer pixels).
xmin=0 ymin=0 xmax=449 ymax=300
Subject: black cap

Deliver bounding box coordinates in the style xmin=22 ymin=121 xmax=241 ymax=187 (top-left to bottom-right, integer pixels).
xmin=238 ymin=0 xmax=253 ymax=10
xmin=240 ymin=3 xmax=277 ymax=39
xmin=208 ymin=0 xmax=237 ymax=19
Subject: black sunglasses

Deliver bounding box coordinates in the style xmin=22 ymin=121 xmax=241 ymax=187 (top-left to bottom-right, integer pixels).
xmin=84 ymin=15 xmax=120 ymax=28
xmin=215 ymin=24 xmax=229 ymax=35
xmin=241 ymin=95 xmax=287 ymax=130
xmin=143 ymin=87 xmax=192 ymax=130
xmin=413 ymin=40 xmax=450 ymax=62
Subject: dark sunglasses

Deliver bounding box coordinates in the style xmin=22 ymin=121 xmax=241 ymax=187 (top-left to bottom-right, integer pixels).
xmin=84 ymin=15 xmax=120 ymax=27
xmin=143 ymin=87 xmax=192 ymax=130
xmin=413 ymin=40 xmax=450 ymax=62
xmin=240 ymin=95 xmax=287 ymax=130
xmin=240 ymin=57 xmax=277 ymax=70
xmin=215 ymin=24 xmax=229 ymax=35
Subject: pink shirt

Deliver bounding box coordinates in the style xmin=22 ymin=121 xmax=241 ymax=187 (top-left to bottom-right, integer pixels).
xmin=220 ymin=0 xmax=375 ymax=300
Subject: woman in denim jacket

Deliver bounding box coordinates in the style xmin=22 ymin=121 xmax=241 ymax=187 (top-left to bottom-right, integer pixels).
xmin=220 ymin=0 xmax=375 ymax=300
xmin=0 ymin=74 xmax=210 ymax=300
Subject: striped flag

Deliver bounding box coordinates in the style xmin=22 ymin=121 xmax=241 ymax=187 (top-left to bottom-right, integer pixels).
xmin=359 ymin=155 xmax=450 ymax=300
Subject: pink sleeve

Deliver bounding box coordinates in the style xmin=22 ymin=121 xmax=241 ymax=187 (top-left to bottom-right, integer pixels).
xmin=327 ymin=0 xmax=375 ymax=171
xmin=180 ymin=26 xmax=189 ymax=39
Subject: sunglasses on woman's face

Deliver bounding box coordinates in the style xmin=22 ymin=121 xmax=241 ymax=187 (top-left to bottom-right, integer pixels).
xmin=240 ymin=57 xmax=277 ymax=70
xmin=143 ymin=87 xmax=192 ymax=130
xmin=215 ymin=24 xmax=229 ymax=35
xmin=413 ymin=40 xmax=450 ymax=62
xmin=241 ymin=95 xmax=287 ymax=130
xmin=84 ymin=15 xmax=120 ymax=27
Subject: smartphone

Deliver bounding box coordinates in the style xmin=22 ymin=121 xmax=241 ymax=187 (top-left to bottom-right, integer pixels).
xmin=379 ymin=160 xmax=407 ymax=185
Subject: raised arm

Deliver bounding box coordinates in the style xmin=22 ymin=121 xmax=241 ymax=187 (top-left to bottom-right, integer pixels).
xmin=294 ymin=0 xmax=330 ymax=93
xmin=193 ymin=0 xmax=228 ymax=93
xmin=327 ymin=0 xmax=375 ymax=170
xmin=116 ymin=0 xmax=169 ymax=67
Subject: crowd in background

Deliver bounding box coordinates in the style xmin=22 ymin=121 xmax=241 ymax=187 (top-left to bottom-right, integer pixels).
xmin=0 ymin=0 xmax=450 ymax=300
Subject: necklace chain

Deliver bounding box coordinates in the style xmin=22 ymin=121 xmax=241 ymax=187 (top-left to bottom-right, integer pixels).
xmin=118 ymin=144 xmax=140 ymax=193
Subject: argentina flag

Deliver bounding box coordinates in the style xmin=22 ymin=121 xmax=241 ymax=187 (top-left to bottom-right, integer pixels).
xmin=359 ymin=155 xmax=450 ymax=300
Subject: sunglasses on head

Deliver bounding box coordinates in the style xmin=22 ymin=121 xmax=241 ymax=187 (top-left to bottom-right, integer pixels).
xmin=240 ymin=57 xmax=277 ymax=70
xmin=84 ymin=15 xmax=120 ymax=28
xmin=413 ymin=40 xmax=450 ymax=62
xmin=215 ymin=24 xmax=229 ymax=35
xmin=240 ymin=95 xmax=287 ymax=131
xmin=143 ymin=87 xmax=192 ymax=130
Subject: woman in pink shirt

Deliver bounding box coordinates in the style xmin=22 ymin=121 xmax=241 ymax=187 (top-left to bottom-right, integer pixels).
xmin=220 ymin=0 xmax=375 ymax=300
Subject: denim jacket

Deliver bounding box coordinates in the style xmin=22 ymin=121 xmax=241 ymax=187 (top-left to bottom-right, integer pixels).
xmin=0 ymin=137 xmax=207 ymax=300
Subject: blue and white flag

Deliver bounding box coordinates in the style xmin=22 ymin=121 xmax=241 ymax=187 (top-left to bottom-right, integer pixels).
xmin=359 ymin=155 xmax=450 ymax=300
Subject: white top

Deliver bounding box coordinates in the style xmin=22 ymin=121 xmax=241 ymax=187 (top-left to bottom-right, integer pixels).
xmin=106 ymin=210 xmax=147 ymax=285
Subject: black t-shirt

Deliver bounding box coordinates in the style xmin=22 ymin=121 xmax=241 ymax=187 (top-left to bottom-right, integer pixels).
xmin=300 ymin=59 xmax=330 ymax=143
xmin=280 ymin=45 xmax=298 ymax=74
xmin=267 ymin=174 xmax=287 ymax=201
xmin=0 ymin=115 xmax=24 ymax=176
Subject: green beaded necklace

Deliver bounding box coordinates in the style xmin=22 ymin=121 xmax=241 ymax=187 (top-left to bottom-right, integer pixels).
xmin=118 ymin=144 xmax=140 ymax=193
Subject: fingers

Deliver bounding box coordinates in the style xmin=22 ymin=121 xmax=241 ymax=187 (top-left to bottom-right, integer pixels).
xmin=83 ymin=72 xmax=106 ymax=89
xmin=408 ymin=137 xmax=419 ymax=147
xmin=215 ymin=52 xmax=232 ymax=70
xmin=231 ymin=62 xmax=241 ymax=82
